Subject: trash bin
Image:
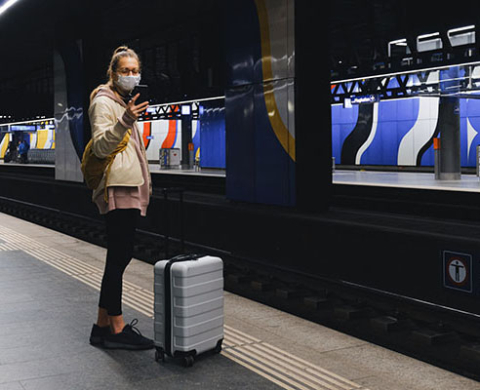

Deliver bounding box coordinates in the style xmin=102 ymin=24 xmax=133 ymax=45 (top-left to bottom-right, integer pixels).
xmin=159 ymin=148 xmax=181 ymax=168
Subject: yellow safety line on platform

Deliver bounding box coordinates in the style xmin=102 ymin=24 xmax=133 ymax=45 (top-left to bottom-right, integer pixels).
xmin=0 ymin=225 xmax=370 ymax=390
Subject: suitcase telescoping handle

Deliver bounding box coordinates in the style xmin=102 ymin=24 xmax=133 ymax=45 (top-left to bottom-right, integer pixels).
xmin=164 ymin=254 xmax=204 ymax=357
xmin=167 ymin=253 xmax=203 ymax=263
xmin=162 ymin=187 xmax=185 ymax=258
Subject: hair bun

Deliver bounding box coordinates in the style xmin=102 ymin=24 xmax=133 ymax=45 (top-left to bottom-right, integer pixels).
xmin=114 ymin=46 xmax=129 ymax=55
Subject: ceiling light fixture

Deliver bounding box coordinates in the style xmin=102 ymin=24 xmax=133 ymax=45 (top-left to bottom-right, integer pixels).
xmin=0 ymin=0 xmax=21 ymax=17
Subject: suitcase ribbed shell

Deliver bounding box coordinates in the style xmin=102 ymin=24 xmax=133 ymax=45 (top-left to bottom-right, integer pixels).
xmin=154 ymin=256 xmax=224 ymax=356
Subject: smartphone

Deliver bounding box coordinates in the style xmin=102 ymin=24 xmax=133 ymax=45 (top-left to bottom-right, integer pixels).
xmin=132 ymin=85 xmax=150 ymax=105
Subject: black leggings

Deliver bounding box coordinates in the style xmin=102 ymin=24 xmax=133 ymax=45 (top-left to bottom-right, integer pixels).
xmin=98 ymin=209 xmax=139 ymax=316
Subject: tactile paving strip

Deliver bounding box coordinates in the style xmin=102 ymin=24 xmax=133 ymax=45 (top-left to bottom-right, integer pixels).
xmin=0 ymin=225 xmax=369 ymax=390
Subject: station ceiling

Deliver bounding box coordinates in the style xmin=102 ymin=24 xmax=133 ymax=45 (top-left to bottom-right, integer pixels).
xmin=330 ymin=0 xmax=480 ymax=79
xmin=1 ymin=0 xmax=480 ymax=119
xmin=3 ymin=0 xmax=480 ymax=80
xmin=0 ymin=0 xmax=220 ymax=78
xmin=0 ymin=0 xmax=223 ymax=120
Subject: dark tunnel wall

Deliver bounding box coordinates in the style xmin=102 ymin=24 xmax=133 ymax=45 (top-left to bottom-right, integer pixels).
xmin=0 ymin=0 xmax=225 ymax=123
xmin=3 ymin=0 xmax=480 ymax=122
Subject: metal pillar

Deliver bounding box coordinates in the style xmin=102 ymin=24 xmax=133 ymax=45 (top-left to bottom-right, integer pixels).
xmin=181 ymin=106 xmax=193 ymax=169
xmin=295 ymin=0 xmax=331 ymax=211
xmin=477 ymin=145 xmax=480 ymax=178
xmin=437 ymin=96 xmax=461 ymax=180
xmin=434 ymin=138 xmax=441 ymax=180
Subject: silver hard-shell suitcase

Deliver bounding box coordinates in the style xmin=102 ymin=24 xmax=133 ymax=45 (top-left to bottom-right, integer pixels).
xmin=154 ymin=254 xmax=224 ymax=367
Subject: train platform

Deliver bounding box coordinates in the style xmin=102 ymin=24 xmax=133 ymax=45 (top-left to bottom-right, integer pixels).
xmin=333 ymin=169 xmax=480 ymax=193
xmin=148 ymin=165 xmax=225 ymax=177
xmin=0 ymin=160 xmax=226 ymax=177
xmin=5 ymin=159 xmax=480 ymax=193
xmin=5 ymin=158 xmax=480 ymax=194
xmin=0 ymin=213 xmax=478 ymax=390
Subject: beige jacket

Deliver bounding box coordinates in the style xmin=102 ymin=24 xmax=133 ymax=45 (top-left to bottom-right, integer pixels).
xmin=88 ymin=87 xmax=151 ymax=201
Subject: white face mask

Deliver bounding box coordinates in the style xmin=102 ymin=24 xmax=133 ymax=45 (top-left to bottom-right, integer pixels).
xmin=116 ymin=74 xmax=141 ymax=92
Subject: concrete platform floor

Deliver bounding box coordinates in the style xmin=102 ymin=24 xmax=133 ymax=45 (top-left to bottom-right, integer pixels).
xmin=333 ymin=169 xmax=480 ymax=192
xmin=0 ymin=212 xmax=478 ymax=390
xmin=0 ymin=161 xmax=227 ymax=178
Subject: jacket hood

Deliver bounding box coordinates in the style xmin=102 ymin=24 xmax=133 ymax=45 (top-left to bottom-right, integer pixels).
xmin=94 ymin=85 xmax=127 ymax=108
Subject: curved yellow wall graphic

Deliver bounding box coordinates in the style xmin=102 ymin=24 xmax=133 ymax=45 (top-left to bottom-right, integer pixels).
xmin=36 ymin=130 xmax=49 ymax=149
xmin=254 ymin=0 xmax=296 ymax=162
xmin=0 ymin=133 xmax=9 ymax=158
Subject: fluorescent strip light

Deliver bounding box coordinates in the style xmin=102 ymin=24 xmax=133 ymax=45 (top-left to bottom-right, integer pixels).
xmin=389 ymin=39 xmax=407 ymax=46
xmin=0 ymin=0 xmax=21 ymax=17
xmin=148 ymin=95 xmax=225 ymax=109
xmin=448 ymin=25 xmax=475 ymax=35
xmin=417 ymin=32 xmax=441 ymax=42
xmin=0 ymin=118 xmax=55 ymax=127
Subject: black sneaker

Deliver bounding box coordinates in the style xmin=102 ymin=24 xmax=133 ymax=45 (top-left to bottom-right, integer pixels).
xmin=103 ymin=319 xmax=154 ymax=350
xmin=89 ymin=324 xmax=111 ymax=346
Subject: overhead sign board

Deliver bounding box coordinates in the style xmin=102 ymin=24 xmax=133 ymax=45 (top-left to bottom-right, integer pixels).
xmin=351 ymin=95 xmax=378 ymax=104
xmin=10 ymin=125 xmax=36 ymax=132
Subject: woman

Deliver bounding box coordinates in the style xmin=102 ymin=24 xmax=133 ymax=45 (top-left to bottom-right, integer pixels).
xmin=87 ymin=46 xmax=153 ymax=350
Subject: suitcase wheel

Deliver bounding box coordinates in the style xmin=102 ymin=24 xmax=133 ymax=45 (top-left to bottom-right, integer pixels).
xmin=214 ymin=339 xmax=223 ymax=354
xmin=183 ymin=355 xmax=195 ymax=368
xmin=155 ymin=348 xmax=166 ymax=363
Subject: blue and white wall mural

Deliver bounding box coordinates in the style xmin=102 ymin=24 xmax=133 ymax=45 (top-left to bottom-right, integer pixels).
xmin=332 ymin=96 xmax=480 ymax=168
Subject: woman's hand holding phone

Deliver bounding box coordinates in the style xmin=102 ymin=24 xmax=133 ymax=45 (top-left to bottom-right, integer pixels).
xmin=126 ymin=93 xmax=149 ymax=120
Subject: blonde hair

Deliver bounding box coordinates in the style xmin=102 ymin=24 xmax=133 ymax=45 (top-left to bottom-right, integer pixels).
xmin=90 ymin=45 xmax=142 ymax=102
xmin=106 ymin=46 xmax=142 ymax=81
